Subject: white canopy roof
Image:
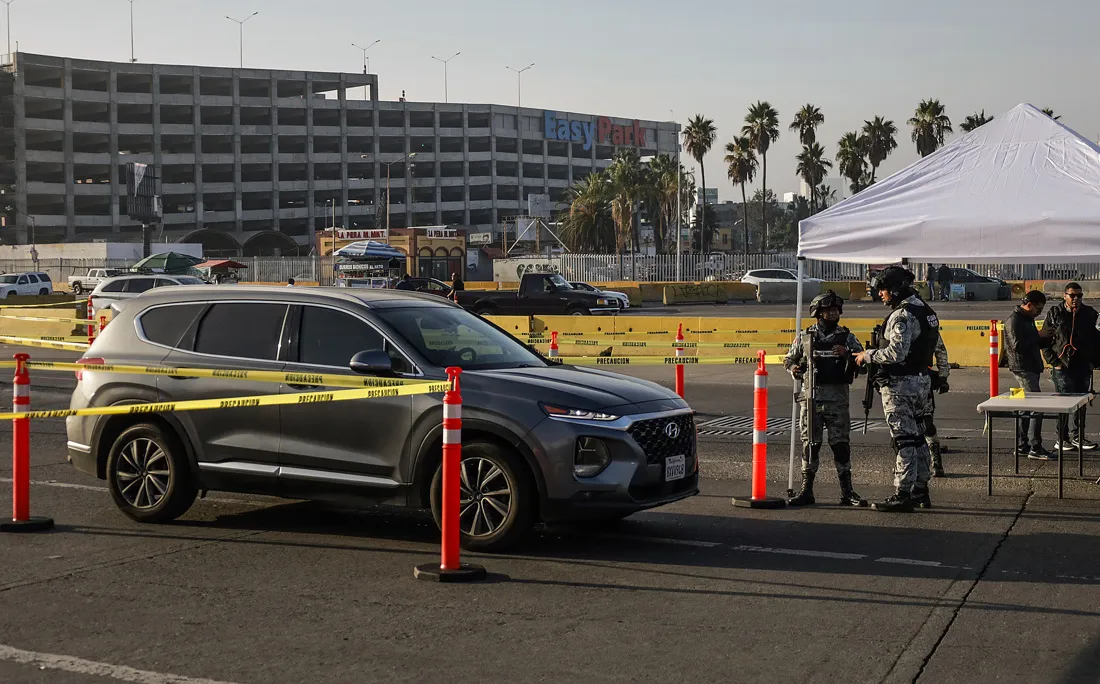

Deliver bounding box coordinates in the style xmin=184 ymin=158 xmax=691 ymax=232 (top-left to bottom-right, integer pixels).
xmin=798 ymin=103 xmax=1100 ymax=264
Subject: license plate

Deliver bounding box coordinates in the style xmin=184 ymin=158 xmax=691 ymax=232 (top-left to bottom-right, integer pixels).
xmin=665 ymin=454 xmax=686 ymax=482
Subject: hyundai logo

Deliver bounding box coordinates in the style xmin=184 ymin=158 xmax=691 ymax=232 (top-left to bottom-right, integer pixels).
xmin=664 ymin=422 xmax=681 ymax=439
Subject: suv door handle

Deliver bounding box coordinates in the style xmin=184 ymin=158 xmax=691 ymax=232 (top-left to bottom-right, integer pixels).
xmin=288 ymin=383 xmax=322 ymax=391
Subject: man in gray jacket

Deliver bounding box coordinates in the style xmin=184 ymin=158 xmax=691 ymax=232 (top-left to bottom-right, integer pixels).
xmin=1005 ymin=290 xmax=1054 ymax=459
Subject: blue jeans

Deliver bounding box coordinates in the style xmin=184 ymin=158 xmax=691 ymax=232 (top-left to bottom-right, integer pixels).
xmin=1012 ymin=371 xmax=1043 ymax=448
xmin=1051 ymin=368 xmax=1091 ymax=441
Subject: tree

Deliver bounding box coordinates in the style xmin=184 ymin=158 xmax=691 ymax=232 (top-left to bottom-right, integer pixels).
xmin=640 ymin=153 xmax=683 ymax=254
xmin=1041 ymin=108 xmax=1061 ymax=121
xmin=562 ymin=171 xmax=614 ymax=252
xmin=681 ymin=115 xmax=717 ymax=252
xmin=742 ymin=101 xmax=780 ymax=249
xmin=836 ymin=131 xmax=867 ymax=195
xmin=862 ymin=116 xmax=898 ymax=184
xmin=789 ymin=104 xmax=824 ymax=146
xmin=691 ymin=204 xmax=717 ymax=253
xmin=960 ymin=110 xmax=992 ymax=132
xmin=816 ymin=184 xmax=837 ymax=210
xmin=744 ymin=188 xmax=782 ymax=252
xmin=723 ymin=135 xmax=758 ymax=255
xmin=795 ymin=142 xmax=833 ymax=213
xmin=608 ymin=149 xmax=644 ymax=255
xmin=908 ymin=98 xmax=953 ymax=157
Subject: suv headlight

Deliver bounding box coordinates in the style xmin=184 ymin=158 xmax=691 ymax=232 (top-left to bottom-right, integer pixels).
xmin=597 ymin=298 xmax=610 ymax=306
xmin=574 ymin=437 xmax=611 ymax=477
xmin=542 ymin=404 xmax=620 ymax=422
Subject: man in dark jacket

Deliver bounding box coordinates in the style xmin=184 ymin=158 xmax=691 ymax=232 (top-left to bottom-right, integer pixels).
xmin=1041 ymin=282 xmax=1099 ymax=450
xmin=1005 ymin=291 xmax=1054 ymax=458
xmin=936 ymin=265 xmax=953 ymax=302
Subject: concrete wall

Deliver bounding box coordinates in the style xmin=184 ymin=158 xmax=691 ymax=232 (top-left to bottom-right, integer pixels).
xmin=756 ymin=281 xmax=823 ymax=303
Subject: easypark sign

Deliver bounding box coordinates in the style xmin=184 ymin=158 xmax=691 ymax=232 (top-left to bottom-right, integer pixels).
xmin=544 ymin=112 xmax=648 ymax=151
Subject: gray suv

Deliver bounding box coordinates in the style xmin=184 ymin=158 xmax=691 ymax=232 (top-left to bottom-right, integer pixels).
xmin=66 ymin=286 xmax=698 ymax=551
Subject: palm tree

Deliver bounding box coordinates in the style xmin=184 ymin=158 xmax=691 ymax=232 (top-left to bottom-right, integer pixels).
xmin=607 ymin=149 xmax=644 ymax=255
xmin=960 ymin=110 xmax=992 ymax=132
xmin=862 ymin=116 xmax=898 ymax=184
xmin=795 ymin=142 xmax=833 ymax=213
xmin=816 ymin=184 xmax=837 ymax=210
xmin=908 ymin=99 xmax=953 ymax=157
xmin=836 ymin=131 xmax=867 ymax=195
xmin=742 ymin=101 xmax=780 ymax=249
xmin=1041 ymin=108 xmax=1061 ymax=121
xmin=681 ymin=115 xmax=717 ymax=253
xmin=723 ymin=136 xmax=758 ymax=254
xmin=789 ymin=104 xmax=824 ymax=146
xmin=562 ymin=171 xmax=615 ymax=252
xmin=640 ymin=154 xmax=679 ymax=254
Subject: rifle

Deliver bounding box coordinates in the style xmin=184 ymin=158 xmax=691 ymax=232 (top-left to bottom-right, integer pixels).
xmin=862 ymin=325 xmax=882 ymax=434
xmin=805 ymin=330 xmax=815 ymax=451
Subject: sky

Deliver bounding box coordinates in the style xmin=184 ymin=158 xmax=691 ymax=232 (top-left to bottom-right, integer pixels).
xmin=6 ymin=0 xmax=1100 ymax=201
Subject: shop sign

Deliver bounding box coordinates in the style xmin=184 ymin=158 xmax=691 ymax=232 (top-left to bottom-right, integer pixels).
xmin=337 ymin=229 xmax=388 ymax=240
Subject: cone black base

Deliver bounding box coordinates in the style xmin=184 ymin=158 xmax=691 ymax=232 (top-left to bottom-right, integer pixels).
xmin=1 ymin=516 xmax=54 ymax=533
xmin=413 ymin=563 xmax=487 ymax=583
xmin=731 ymin=496 xmax=786 ymax=509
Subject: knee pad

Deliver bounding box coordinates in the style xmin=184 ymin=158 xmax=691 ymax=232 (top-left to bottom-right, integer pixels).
xmin=832 ymin=442 xmax=851 ymax=465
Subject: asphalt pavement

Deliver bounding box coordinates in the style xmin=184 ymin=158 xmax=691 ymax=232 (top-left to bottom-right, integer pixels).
xmin=1 ymin=344 xmax=1100 ymax=683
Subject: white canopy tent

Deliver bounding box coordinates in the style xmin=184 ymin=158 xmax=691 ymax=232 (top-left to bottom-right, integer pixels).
xmin=781 ymin=103 xmax=1100 ymax=494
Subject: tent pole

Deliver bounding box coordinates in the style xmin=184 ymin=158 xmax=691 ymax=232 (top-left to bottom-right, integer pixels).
xmin=788 ymin=258 xmax=806 ymax=497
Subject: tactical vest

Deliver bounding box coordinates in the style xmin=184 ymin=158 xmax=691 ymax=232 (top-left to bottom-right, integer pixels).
xmin=810 ymin=325 xmax=856 ymax=385
xmin=877 ymin=300 xmax=939 ymax=378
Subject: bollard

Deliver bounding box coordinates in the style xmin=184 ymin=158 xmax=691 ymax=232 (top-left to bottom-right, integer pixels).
xmin=414 ymin=366 xmax=486 ymax=582
xmin=98 ymin=315 xmax=108 ymax=336
xmin=87 ymin=297 xmax=95 ymax=346
xmin=548 ymin=331 xmax=559 ymax=359
xmin=1 ymin=354 xmax=54 ymax=532
xmin=989 ymin=320 xmax=999 ymax=397
xmin=732 ymin=351 xmax=786 ymax=509
xmin=674 ymin=323 xmax=685 ymax=398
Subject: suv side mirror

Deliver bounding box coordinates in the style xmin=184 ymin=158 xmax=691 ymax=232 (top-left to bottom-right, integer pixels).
xmin=349 ymin=350 xmax=395 ymax=376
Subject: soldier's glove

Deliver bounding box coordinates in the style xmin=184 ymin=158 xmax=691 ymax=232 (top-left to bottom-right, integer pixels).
xmin=937 ymin=381 xmax=950 ymax=395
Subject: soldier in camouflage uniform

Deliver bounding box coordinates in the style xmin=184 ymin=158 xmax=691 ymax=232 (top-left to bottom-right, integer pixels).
xmin=925 ymin=336 xmax=950 ymax=477
xmin=855 ymin=266 xmax=940 ymax=512
xmin=784 ymin=290 xmax=868 ymax=507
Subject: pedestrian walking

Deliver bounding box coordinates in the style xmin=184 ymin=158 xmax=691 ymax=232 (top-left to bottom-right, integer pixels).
xmin=1041 ymin=282 xmax=1099 ymax=450
xmin=855 ymin=266 xmax=940 ymax=512
xmin=394 ymin=273 xmax=414 ymax=291
xmin=926 ymin=264 xmax=938 ymax=301
xmin=936 ymin=264 xmax=953 ymax=302
xmin=286 ymin=278 xmax=295 ymax=287
xmin=784 ymin=291 xmax=867 ymax=507
xmin=450 ymin=271 xmax=465 ymax=303
xmin=924 ymin=335 xmax=950 ymax=476
xmin=1005 ymin=290 xmax=1055 ymax=459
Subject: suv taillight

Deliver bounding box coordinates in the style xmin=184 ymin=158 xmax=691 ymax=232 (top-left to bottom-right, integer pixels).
xmin=75 ymin=357 xmax=104 ymax=382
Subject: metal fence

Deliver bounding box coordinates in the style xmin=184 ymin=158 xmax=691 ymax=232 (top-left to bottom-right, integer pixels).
xmin=1 ymin=257 xmax=341 ymax=287
xmin=558 ymin=253 xmax=865 ymax=282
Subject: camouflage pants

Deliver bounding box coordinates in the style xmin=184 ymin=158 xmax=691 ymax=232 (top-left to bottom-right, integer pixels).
xmin=799 ymin=398 xmax=851 ymax=476
xmin=923 ymin=390 xmax=940 ymax=451
xmin=881 ymin=376 xmax=932 ymax=491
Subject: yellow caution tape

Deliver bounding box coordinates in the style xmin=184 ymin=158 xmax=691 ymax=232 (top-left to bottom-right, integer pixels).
xmin=527 ymin=338 xmax=788 ymax=350
xmin=0 ymin=314 xmax=97 ymax=325
xmin=0 ymin=300 xmax=82 ymax=309
xmin=554 ymin=355 xmax=788 ymax=367
xmin=7 ymin=359 xmax=436 ymax=389
xmin=0 ymin=335 xmax=90 ymax=351
xmin=0 ymin=382 xmax=450 ymax=422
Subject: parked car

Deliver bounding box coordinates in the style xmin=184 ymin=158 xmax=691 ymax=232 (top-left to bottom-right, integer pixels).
xmin=68 ymin=269 xmax=125 ymax=295
xmin=0 ymin=271 xmax=54 ymax=297
xmin=456 ymin=273 xmax=619 ymax=316
xmin=570 ymin=282 xmax=630 ymax=309
xmin=740 ymin=269 xmax=825 ymax=287
xmin=66 ymin=286 xmax=698 ymax=551
xmin=950 ymin=267 xmax=1012 ymax=300
xmin=404 ymin=277 xmax=453 ymax=298
xmin=89 ymin=274 xmax=206 ymax=313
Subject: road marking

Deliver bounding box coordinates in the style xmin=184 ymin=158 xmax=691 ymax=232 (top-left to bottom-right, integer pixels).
xmin=0 ymin=643 xmax=240 ymax=684
xmin=599 ymin=534 xmax=723 ymax=548
xmin=876 ymin=557 xmax=953 ymax=568
xmin=732 ymin=544 xmax=867 ymax=560
xmin=0 ymin=477 xmax=272 ymax=506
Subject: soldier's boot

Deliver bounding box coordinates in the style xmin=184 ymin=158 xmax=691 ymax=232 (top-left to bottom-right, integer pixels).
xmin=929 ymin=442 xmax=945 ymax=478
xmin=911 ymin=485 xmax=932 ymax=509
xmin=871 ymin=489 xmax=916 ymax=513
xmin=838 ymin=472 xmax=868 ymax=507
xmin=788 ymin=470 xmax=816 ymax=506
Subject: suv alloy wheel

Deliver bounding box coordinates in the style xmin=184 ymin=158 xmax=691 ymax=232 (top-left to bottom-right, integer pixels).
xmin=106 ymin=423 xmax=197 ymax=523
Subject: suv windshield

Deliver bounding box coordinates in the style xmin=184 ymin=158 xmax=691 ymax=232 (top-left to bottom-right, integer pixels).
xmin=375 ymin=306 xmax=546 ymax=371
xmin=0 ymin=276 xmax=17 ymax=284
xmin=171 ymin=277 xmax=205 ymax=285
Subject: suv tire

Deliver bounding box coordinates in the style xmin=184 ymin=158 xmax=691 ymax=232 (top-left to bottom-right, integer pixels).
xmin=72 ymin=283 xmax=83 ymax=295
xmin=474 ymin=304 xmax=497 ymax=317
xmin=106 ymin=423 xmax=197 ymax=523
xmin=567 ymin=306 xmax=590 ymax=316
xmin=38 ymin=288 xmax=48 ymax=296
xmin=429 ymin=440 xmax=535 ymax=552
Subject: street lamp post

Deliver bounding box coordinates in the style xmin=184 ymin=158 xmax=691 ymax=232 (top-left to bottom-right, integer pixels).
xmin=505 ymin=63 xmax=535 ymax=107
xmin=672 ymin=110 xmax=682 ymax=282
xmin=128 ymin=0 xmax=135 ymax=63
xmin=352 ymin=40 xmax=380 ymax=100
xmin=364 ymin=152 xmax=417 ymax=231
xmin=430 ymin=52 xmax=460 ymax=103
xmin=2 ymin=0 xmax=14 ymax=58
xmin=225 ymin=11 xmax=258 ymax=69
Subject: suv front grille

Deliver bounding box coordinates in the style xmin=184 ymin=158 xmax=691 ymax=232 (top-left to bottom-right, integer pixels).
xmin=628 ymin=413 xmax=696 ymax=465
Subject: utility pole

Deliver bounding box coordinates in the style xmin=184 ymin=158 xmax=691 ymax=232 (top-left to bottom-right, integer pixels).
xmin=352 ymin=40 xmax=380 ymax=100
xmin=505 ymin=63 xmax=534 ymax=107
xmin=431 ymin=52 xmax=460 ymax=103
xmin=128 ymin=0 xmax=136 ymax=62
xmin=2 ymin=0 xmax=14 ymax=57
xmin=225 ymin=12 xmax=258 ymax=69
xmin=673 ymin=110 xmax=682 ymax=282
